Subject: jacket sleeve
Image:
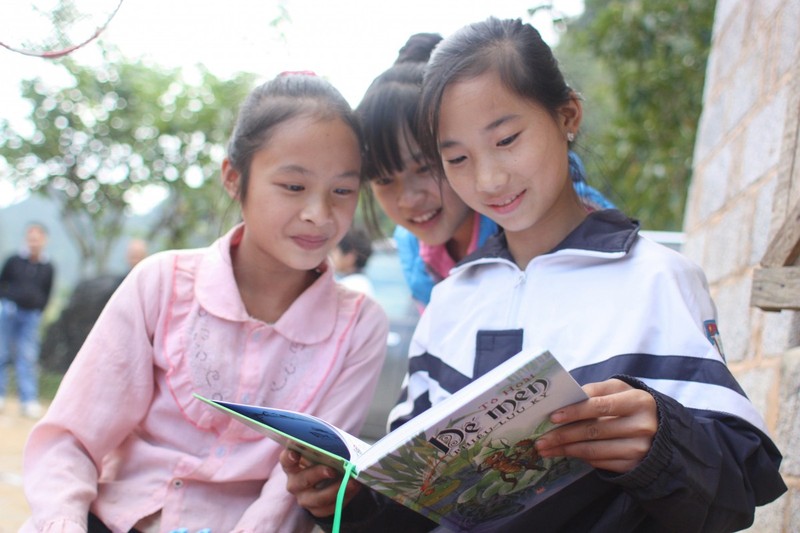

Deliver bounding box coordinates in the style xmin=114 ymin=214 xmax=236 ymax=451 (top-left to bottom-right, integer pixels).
xmin=314 ymin=485 xmax=437 ymax=533
xmin=608 ymin=376 xmax=786 ymax=532
xmin=0 ymin=256 xmax=12 ymax=298
xmin=393 ymin=226 xmax=435 ymax=307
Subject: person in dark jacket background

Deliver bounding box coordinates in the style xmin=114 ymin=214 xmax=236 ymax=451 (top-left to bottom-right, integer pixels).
xmin=0 ymin=222 xmax=55 ymax=418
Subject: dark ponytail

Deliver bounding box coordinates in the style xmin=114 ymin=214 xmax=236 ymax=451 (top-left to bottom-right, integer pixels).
xmin=395 ymin=32 xmax=443 ymax=64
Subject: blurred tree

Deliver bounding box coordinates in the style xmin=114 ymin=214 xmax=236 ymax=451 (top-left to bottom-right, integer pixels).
xmin=0 ymin=52 xmax=256 ymax=276
xmin=549 ymin=0 xmax=716 ymax=230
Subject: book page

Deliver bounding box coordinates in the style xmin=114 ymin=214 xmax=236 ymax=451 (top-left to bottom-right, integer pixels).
xmin=194 ymin=395 xmax=371 ymax=472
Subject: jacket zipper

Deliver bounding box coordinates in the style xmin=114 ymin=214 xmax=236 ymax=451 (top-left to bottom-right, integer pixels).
xmin=506 ymin=264 xmax=527 ymax=328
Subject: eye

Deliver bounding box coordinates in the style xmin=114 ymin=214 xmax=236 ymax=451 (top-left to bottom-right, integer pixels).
xmin=415 ymin=164 xmax=431 ymax=177
xmin=282 ymin=184 xmax=304 ymax=192
xmin=333 ymin=187 xmax=357 ymax=196
xmin=371 ymin=175 xmax=393 ymax=187
xmin=444 ymin=155 xmax=467 ymax=166
xmin=497 ymin=132 xmax=520 ymax=147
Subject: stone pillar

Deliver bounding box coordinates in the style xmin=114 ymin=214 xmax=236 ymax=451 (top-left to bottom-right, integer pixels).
xmin=686 ymin=1 xmax=800 ymax=530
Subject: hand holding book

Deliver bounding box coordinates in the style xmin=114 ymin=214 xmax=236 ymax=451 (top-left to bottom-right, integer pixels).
xmin=534 ymin=378 xmax=658 ymax=473
xmin=279 ymin=448 xmax=363 ymax=518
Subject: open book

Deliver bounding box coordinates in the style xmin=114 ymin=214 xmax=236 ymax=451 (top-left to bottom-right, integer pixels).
xmin=195 ymin=348 xmax=592 ymax=531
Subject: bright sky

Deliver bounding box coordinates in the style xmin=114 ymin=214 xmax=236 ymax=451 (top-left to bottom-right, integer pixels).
xmin=0 ymin=0 xmax=584 ymax=207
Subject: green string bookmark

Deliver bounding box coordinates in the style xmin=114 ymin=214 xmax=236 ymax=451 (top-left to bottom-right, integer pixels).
xmin=332 ymin=461 xmax=356 ymax=533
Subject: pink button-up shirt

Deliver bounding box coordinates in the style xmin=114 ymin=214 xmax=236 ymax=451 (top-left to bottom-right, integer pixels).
xmin=22 ymin=225 xmax=389 ymax=533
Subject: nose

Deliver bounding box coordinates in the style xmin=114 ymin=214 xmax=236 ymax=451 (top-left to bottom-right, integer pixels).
xmin=397 ymin=174 xmax=428 ymax=210
xmin=474 ymin=157 xmax=508 ymax=195
xmin=300 ymin=194 xmax=333 ymax=226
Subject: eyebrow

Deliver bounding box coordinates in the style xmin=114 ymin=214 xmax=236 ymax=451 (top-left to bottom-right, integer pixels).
xmin=485 ymin=114 xmax=519 ymax=131
xmin=337 ymin=170 xmax=362 ymax=180
xmin=279 ymin=164 xmax=311 ymax=175
xmin=439 ymin=113 xmax=520 ymax=150
xmin=278 ymin=165 xmax=360 ymax=180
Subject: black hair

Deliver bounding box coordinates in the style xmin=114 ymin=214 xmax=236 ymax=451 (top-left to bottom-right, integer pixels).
xmin=337 ymin=226 xmax=373 ymax=270
xmin=418 ymin=18 xmax=573 ymax=175
xmin=226 ymin=73 xmax=364 ymax=202
xmin=395 ymin=32 xmax=443 ymax=64
xmin=355 ymin=33 xmax=443 ymax=238
xmin=356 ymin=32 xmax=443 ymax=181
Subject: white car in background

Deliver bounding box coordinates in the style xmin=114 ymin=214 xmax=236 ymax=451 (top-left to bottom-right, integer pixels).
xmin=640 ymin=230 xmax=686 ymax=252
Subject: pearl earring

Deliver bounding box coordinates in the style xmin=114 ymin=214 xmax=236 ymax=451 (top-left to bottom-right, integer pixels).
xmin=567 ymin=132 xmax=575 ymax=142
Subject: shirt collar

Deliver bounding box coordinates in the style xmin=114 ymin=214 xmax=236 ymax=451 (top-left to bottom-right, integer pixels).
xmin=459 ymin=209 xmax=640 ymax=265
xmin=195 ymin=224 xmax=339 ymax=344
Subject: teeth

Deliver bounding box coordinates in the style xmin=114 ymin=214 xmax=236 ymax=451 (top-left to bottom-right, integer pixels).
xmin=492 ymin=193 xmax=520 ymax=207
xmin=411 ymin=209 xmax=439 ymax=223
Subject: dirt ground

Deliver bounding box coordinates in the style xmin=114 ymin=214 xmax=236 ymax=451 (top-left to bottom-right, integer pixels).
xmin=0 ymin=397 xmax=41 ymax=533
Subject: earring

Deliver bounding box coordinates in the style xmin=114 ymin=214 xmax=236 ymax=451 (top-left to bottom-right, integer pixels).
xmin=567 ymin=132 xmax=575 ymax=142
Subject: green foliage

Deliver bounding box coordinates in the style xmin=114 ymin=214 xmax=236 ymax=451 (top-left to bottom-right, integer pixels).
xmin=554 ymin=0 xmax=716 ymax=230
xmin=0 ymin=51 xmax=257 ymax=275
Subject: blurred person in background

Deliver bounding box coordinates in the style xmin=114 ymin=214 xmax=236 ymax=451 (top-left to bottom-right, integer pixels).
xmin=39 ymin=237 xmax=152 ymax=375
xmin=0 ymin=222 xmax=55 ymax=419
xmin=331 ymin=226 xmax=375 ymax=297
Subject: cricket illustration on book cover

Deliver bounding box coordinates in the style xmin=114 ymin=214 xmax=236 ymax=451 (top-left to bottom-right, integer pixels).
xmin=358 ymin=355 xmax=591 ymax=530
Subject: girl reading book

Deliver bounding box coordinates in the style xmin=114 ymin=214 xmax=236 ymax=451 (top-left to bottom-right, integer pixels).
xmin=22 ymin=72 xmax=388 ymax=533
xmin=281 ymin=18 xmax=786 ymax=532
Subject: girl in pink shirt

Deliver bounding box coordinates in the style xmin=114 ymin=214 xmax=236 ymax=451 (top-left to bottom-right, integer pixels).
xmin=22 ymin=73 xmax=389 ymax=533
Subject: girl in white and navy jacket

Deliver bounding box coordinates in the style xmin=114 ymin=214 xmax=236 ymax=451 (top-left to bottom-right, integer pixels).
xmin=281 ymin=17 xmax=786 ymax=532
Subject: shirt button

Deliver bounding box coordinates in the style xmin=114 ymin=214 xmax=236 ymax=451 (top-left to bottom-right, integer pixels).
xmin=173 ymin=479 xmax=184 ymax=488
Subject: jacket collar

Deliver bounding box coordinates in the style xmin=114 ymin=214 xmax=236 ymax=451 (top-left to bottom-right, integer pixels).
xmin=196 ymin=224 xmax=339 ymax=344
xmin=458 ymin=209 xmax=640 ymax=266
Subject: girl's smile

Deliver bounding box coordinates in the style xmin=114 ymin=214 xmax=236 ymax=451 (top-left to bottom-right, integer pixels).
xmin=291 ymin=233 xmax=332 ymax=250
xmin=486 ymin=190 xmax=526 ymax=215
xmin=408 ymin=206 xmax=443 ymax=226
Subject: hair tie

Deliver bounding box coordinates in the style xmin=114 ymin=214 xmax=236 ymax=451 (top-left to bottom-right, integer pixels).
xmin=279 ymin=70 xmax=317 ymax=77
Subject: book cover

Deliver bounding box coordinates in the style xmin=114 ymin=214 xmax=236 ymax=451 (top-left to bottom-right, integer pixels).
xmin=195 ymin=348 xmax=592 ymax=531
xmin=193 ymin=397 xmax=371 ymax=472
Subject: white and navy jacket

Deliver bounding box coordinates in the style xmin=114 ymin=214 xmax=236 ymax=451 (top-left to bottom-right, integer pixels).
xmin=361 ymin=210 xmax=784 ymax=533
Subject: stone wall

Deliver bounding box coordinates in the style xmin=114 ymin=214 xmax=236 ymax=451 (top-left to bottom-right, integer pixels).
xmin=685 ymin=0 xmax=800 ymax=530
